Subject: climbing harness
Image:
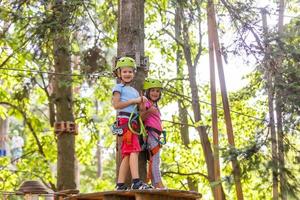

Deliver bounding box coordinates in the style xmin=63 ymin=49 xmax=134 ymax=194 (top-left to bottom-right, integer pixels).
xmin=128 ymin=109 xmax=147 ymax=138
xmin=111 ymin=105 xmax=147 ymax=138
xmin=146 ymin=127 xmax=167 ymax=145
xmin=110 ymin=121 xmax=124 ymax=136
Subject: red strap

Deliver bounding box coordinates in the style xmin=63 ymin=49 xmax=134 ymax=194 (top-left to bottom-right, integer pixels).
xmin=122 ymin=130 xmax=132 ymax=144
xmin=151 ymin=145 xmax=160 ymax=155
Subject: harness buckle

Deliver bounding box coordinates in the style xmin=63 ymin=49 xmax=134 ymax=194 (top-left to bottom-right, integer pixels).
xmin=110 ymin=121 xmax=124 ymax=136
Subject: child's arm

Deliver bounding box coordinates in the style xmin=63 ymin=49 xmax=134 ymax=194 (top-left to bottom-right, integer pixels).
xmin=140 ymin=109 xmax=150 ymax=121
xmin=112 ymin=92 xmax=146 ymax=110
xmin=139 ymin=102 xmax=156 ymax=120
xmin=139 ymin=102 xmax=147 ymax=120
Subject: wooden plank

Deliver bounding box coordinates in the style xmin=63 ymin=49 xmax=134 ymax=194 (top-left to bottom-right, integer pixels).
xmin=135 ymin=189 xmax=201 ymax=198
xmin=135 ymin=193 xmax=192 ymax=200
xmin=103 ymin=195 xmax=134 ymax=200
xmin=65 ymin=189 xmax=202 ymax=200
xmin=135 ymin=193 xmax=151 ymax=200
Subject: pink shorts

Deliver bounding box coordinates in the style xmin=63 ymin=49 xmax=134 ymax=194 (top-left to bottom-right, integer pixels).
xmin=118 ymin=118 xmax=141 ymax=158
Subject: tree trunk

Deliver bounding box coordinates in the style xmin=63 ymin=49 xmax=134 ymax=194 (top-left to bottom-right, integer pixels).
xmin=49 ymin=77 xmax=56 ymax=127
xmin=116 ymin=0 xmax=147 ymax=183
xmin=184 ymin=44 xmax=216 ymax=199
xmin=178 ymin=102 xmax=190 ymax=147
xmin=52 ymin=0 xmax=76 ymax=191
xmin=261 ymin=9 xmax=279 ymax=200
xmin=267 ymin=70 xmax=279 ymax=200
xmin=175 ymin=4 xmax=219 ymax=199
xmin=276 ymin=0 xmax=286 ymax=199
xmin=170 ymin=2 xmax=227 ymax=198
xmin=175 ymin=6 xmax=197 ymax=191
xmin=97 ymin=139 xmax=102 ymax=178
xmin=175 ymin=5 xmax=190 ymax=147
xmin=208 ymin=1 xmax=244 ymax=199
xmin=276 ymin=83 xmax=284 ymax=200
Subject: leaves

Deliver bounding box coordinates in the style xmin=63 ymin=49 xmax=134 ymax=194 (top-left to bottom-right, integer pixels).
xmin=0 ymin=0 xmax=299 ymax=199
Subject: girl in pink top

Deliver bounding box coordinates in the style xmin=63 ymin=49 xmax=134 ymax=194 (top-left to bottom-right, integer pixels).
xmin=140 ymin=78 xmax=165 ymax=189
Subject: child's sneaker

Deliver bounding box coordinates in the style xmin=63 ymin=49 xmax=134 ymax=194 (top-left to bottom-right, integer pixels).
xmin=131 ymin=180 xmax=153 ymax=190
xmin=115 ymin=184 xmax=128 ymax=191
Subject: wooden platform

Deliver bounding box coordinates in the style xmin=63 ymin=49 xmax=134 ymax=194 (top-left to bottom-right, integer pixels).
xmin=65 ymin=189 xmax=202 ymax=200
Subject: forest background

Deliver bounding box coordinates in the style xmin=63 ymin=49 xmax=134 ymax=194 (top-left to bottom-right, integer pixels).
xmin=0 ymin=0 xmax=299 ymax=200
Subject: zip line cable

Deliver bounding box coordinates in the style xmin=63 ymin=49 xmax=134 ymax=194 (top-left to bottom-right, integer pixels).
xmin=0 ymin=67 xmax=113 ymax=78
xmin=164 ymin=88 xmax=266 ymax=122
xmin=0 ymin=67 xmax=298 ymax=132
xmin=164 ymin=88 xmax=300 ymax=133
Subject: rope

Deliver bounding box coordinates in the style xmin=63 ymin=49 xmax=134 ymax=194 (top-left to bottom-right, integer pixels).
xmin=127 ymin=105 xmax=147 ymax=137
xmin=148 ymin=129 xmax=167 ymax=145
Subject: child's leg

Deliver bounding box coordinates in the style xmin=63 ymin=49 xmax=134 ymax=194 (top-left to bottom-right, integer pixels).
xmin=151 ymin=149 xmax=164 ymax=187
xmin=117 ymin=156 xmax=129 ymax=183
xmin=129 ymin=152 xmax=139 ymax=179
xmin=130 ymin=151 xmax=153 ymax=189
xmin=148 ymin=131 xmax=164 ymax=187
xmin=154 ymin=181 xmax=165 ymax=189
xmin=126 ymin=130 xmax=152 ymax=189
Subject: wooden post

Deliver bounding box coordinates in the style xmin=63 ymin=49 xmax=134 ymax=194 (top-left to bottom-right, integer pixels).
xmin=208 ymin=0 xmax=244 ymax=199
xmin=207 ymin=1 xmax=222 ymax=199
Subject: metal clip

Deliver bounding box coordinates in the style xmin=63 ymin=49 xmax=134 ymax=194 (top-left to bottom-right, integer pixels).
xmin=110 ymin=122 xmax=123 ymax=136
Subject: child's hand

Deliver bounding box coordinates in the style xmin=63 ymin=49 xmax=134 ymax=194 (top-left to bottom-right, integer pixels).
xmin=147 ymin=106 xmax=157 ymax=113
xmin=139 ymin=100 xmax=146 ymax=111
xmin=134 ymin=96 xmax=147 ymax=104
xmin=141 ymin=96 xmax=147 ymax=103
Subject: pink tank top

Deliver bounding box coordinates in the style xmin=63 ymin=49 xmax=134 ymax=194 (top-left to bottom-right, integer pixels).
xmin=143 ymin=101 xmax=162 ymax=131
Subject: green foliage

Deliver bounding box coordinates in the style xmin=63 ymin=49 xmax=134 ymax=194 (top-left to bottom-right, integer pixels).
xmin=0 ymin=0 xmax=299 ymax=199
